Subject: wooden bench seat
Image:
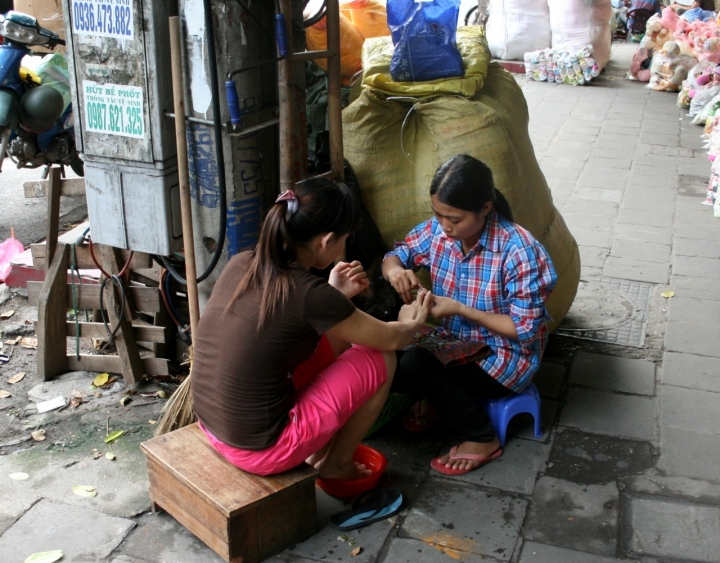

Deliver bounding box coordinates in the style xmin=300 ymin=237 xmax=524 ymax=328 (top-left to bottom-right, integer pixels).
xmin=141 ymin=423 xmax=318 ymax=563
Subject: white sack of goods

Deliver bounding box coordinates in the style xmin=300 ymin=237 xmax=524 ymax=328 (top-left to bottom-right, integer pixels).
xmin=486 ymin=0 xmax=553 ymax=60
xmin=343 ymin=27 xmax=581 ymax=330
xmin=548 ymin=0 xmax=612 ymax=71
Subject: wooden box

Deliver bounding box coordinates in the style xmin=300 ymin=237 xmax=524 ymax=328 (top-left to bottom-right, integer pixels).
xmin=141 ymin=423 xmax=318 ymax=563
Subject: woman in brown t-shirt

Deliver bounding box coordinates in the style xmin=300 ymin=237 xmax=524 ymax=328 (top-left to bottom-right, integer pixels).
xmin=191 ymin=178 xmax=431 ymax=480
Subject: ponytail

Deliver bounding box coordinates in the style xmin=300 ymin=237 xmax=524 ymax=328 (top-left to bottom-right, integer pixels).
xmin=225 ymin=177 xmax=361 ymax=328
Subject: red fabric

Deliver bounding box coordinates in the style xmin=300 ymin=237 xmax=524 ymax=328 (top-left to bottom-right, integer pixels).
xmin=292 ymin=334 xmax=336 ymax=390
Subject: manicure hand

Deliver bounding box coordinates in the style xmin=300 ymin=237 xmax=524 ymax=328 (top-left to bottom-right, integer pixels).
xmin=329 ymin=261 xmax=370 ymax=299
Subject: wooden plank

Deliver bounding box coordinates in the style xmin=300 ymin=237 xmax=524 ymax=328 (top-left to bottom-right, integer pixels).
xmin=61 ymin=321 xmax=166 ymax=343
xmin=24 ymin=177 xmax=86 ymax=198
xmin=100 ymin=245 xmax=144 ymax=384
xmin=27 ymin=282 xmax=161 ymax=312
xmin=67 ymin=355 xmax=169 ymax=375
xmin=45 ymin=168 xmax=62 ymax=269
xmin=31 ymin=244 xmax=151 ymax=271
xmin=37 ymin=244 xmax=70 ymax=380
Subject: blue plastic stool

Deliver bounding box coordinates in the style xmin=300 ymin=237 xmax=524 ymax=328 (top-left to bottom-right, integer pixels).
xmin=477 ymin=383 xmax=542 ymax=446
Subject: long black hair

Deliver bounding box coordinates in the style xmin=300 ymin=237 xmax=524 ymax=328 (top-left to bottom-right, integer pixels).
xmin=226 ymin=177 xmax=361 ymax=328
xmin=429 ymin=155 xmax=513 ymax=221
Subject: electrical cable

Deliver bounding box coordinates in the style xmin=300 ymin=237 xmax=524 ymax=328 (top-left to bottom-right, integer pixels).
xmin=160 ymin=269 xmax=184 ymax=327
xmin=88 ymin=236 xmax=134 ymax=279
xmin=162 ymin=0 xmax=228 ymax=287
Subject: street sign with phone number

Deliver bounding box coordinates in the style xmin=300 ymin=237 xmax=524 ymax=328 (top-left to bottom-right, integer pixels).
xmin=70 ymin=0 xmax=134 ymax=40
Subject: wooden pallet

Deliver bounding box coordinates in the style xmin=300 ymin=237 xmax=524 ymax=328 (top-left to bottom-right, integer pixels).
xmin=31 ymin=242 xmax=170 ymax=383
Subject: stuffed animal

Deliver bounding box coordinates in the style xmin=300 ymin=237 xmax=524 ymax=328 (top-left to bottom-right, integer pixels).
xmin=649 ymin=41 xmax=692 ymax=91
xmin=642 ymin=16 xmax=675 ymax=52
xmin=629 ymin=46 xmax=653 ymax=82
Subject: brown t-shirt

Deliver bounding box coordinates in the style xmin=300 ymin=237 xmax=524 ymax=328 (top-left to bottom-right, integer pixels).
xmin=191 ymin=252 xmax=356 ymax=450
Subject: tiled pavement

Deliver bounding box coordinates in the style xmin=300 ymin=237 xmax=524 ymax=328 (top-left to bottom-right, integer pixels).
xmin=3 ymin=42 xmax=720 ymax=563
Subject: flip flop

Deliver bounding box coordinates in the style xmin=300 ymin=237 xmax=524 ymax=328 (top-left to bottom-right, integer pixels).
xmin=430 ymin=445 xmax=502 ymax=476
xmin=401 ymin=401 xmax=439 ymax=433
xmin=330 ymin=488 xmax=403 ymax=531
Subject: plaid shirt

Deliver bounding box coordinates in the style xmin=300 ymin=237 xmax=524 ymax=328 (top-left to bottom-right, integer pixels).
xmin=386 ymin=211 xmax=557 ymax=392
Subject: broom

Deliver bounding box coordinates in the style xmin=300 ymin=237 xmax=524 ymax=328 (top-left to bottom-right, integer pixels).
xmin=155 ymin=16 xmax=201 ymax=436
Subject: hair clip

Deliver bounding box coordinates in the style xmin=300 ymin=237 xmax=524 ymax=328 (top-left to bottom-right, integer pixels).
xmin=276 ymin=190 xmax=298 ymax=216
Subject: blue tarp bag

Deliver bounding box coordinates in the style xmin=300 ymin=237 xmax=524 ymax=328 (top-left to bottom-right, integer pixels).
xmin=387 ymin=0 xmax=464 ymax=83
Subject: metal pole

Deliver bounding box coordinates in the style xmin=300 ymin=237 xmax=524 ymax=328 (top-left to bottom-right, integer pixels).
xmin=325 ymin=0 xmax=344 ymax=181
xmin=278 ymin=0 xmax=296 ymax=190
xmin=169 ymin=16 xmax=200 ymax=337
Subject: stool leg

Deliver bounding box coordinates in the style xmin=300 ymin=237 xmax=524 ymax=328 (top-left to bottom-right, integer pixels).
xmin=496 ymin=421 xmax=507 ymax=447
xmin=534 ymin=414 xmax=543 ymax=439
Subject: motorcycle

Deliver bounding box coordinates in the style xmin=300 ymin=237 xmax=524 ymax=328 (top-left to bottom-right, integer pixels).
xmin=0 ymin=10 xmax=83 ymax=176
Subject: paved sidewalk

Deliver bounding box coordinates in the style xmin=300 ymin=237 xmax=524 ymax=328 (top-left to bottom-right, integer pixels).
xmin=3 ymin=41 xmax=720 ymax=563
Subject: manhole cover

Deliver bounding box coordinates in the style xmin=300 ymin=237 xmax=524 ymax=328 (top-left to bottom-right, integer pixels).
xmin=555 ymin=277 xmax=652 ymax=348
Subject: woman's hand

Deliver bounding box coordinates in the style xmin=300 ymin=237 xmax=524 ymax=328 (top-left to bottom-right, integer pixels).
xmin=398 ymin=288 xmax=432 ymax=329
xmin=428 ymin=295 xmax=462 ymax=319
xmin=328 ymin=261 xmax=370 ymax=299
xmin=387 ymin=268 xmax=422 ymax=304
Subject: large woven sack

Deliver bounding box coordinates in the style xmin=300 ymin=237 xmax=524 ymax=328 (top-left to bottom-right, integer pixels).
xmin=343 ymin=29 xmax=580 ymax=329
xmin=486 ymin=0 xmax=552 ymax=60
xmin=547 ymin=0 xmax=612 ymax=70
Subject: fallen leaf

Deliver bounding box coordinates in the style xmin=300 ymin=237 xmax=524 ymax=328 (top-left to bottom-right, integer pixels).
xmin=156 ymin=390 xmax=167 ymax=399
xmin=104 ymin=430 xmax=125 ymax=444
xmin=93 ymin=373 xmax=110 ymax=387
xmin=93 ymin=391 xmax=103 ymax=398
xmin=19 ymin=337 xmax=37 ymax=349
xmin=72 ymin=485 xmax=97 ymax=498
xmin=24 ymin=550 xmax=63 ymax=563
xmin=5 ymin=336 xmax=21 ymax=345
xmin=105 ymin=452 xmax=115 ymax=460
xmin=119 ymin=395 xmax=132 ymax=406
xmin=69 ymin=397 xmax=83 ymax=408
xmin=337 ymin=535 xmax=348 ymax=542
xmin=9 ymin=472 xmax=29 ymax=480
xmin=7 ymin=371 xmax=26 ymax=384
xmin=148 ymin=419 xmax=157 ymax=425
xmin=0 ymin=310 xmax=14 ymax=319
xmin=350 ymin=546 xmax=362 ymax=557
xmin=661 ymin=290 xmax=675 ymax=299
xmin=92 ymin=452 xmax=103 ymax=460
xmin=31 ymin=430 xmax=46 ymax=442
xmin=0 ymin=390 xmax=13 ymax=398
xmin=568 ymin=517 xmax=574 ymax=521
xmin=71 ymin=390 xmax=87 ymax=398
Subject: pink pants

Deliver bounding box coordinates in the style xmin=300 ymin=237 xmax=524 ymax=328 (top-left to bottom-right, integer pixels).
xmin=201 ymin=341 xmax=387 ymax=475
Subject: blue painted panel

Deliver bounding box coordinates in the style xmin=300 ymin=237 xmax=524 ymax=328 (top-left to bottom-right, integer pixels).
xmin=226 ymin=196 xmax=260 ymax=258
xmin=186 ymin=123 xmax=219 ymax=208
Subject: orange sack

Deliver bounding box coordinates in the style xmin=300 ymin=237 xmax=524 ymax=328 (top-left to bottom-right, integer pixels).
xmin=306 ymin=12 xmax=364 ymax=85
xmin=342 ymin=0 xmax=389 ymax=40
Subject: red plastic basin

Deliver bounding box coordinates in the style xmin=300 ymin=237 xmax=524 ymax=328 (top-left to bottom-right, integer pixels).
xmin=316 ymin=445 xmax=387 ymax=499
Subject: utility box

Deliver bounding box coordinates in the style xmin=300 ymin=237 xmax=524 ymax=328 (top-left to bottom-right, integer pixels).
xmin=62 ymin=0 xmax=181 ymax=255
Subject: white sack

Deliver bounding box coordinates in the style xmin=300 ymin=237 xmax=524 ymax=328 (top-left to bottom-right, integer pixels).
xmin=486 ymin=0 xmax=552 ymax=60
xmin=548 ymin=0 xmax=612 ymax=70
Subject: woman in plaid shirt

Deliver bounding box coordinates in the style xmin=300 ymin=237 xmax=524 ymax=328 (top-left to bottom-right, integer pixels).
xmin=382 ymin=155 xmax=557 ymax=476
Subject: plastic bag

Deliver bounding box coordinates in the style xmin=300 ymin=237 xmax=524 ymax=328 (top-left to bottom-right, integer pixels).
xmin=387 ymin=0 xmax=464 ymax=82
xmin=35 ymin=52 xmax=71 ymax=112
xmin=0 ymin=232 xmax=24 ymax=283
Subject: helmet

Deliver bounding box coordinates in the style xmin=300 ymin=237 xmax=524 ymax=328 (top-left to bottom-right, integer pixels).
xmin=18 ymin=85 xmax=64 ymax=132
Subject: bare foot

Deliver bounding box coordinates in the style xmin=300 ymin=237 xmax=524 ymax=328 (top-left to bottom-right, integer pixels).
xmin=319 ymin=460 xmax=373 ymax=480
xmin=436 ymin=437 xmax=501 ymax=472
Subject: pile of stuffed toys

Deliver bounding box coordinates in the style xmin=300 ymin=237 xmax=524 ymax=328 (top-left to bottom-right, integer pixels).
xmin=629 ymin=6 xmax=720 ymax=216
xmin=524 ymin=46 xmax=601 ymax=85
